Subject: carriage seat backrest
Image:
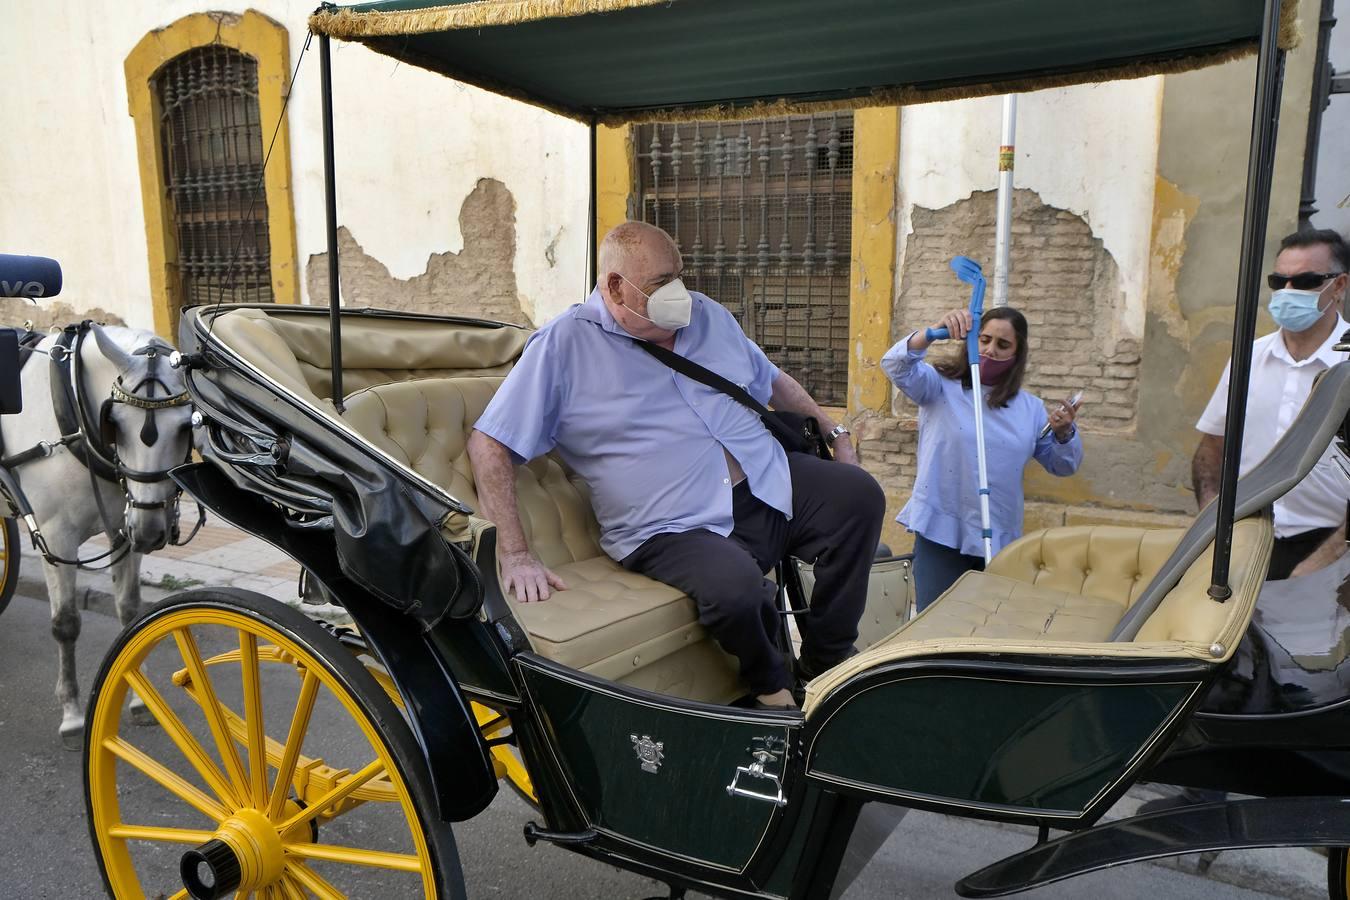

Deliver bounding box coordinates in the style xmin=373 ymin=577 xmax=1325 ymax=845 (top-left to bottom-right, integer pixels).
xmin=340 ymin=376 xmax=605 ymax=570
xmin=1110 ymin=361 xmax=1350 ymax=641
xmin=208 ymin=307 xmax=528 ymax=402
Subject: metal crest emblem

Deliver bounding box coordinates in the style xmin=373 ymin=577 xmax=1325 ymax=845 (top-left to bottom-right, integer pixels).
xmin=630 ymin=734 xmax=664 ymax=774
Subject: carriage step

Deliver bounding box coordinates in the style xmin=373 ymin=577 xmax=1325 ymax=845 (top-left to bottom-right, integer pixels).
xmin=522 ymin=822 xmax=597 ymax=848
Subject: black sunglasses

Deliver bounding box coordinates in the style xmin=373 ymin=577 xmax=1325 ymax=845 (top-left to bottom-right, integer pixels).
xmin=1266 ymin=270 xmax=1344 ymax=291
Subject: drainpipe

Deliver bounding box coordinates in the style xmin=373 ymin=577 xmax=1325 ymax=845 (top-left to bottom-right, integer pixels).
xmin=992 ymin=95 xmax=1017 ymax=308
xmin=1299 ymin=0 xmax=1339 ymax=227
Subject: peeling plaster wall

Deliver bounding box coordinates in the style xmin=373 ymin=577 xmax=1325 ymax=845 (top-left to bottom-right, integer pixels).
xmin=897 ymin=79 xmax=1163 ymax=336
xmin=313 ymin=39 xmax=589 ymax=325
xmin=863 ymin=8 xmax=1325 ymax=549
xmin=897 ymin=190 xmax=1139 ymax=428
xmin=0 ymin=1 xmax=589 ymax=333
xmin=307 ymin=179 xmax=530 ymax=326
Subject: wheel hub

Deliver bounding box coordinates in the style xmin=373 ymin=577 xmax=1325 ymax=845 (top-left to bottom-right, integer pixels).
xmin=180 ymin=809 xmax=283 ymax=899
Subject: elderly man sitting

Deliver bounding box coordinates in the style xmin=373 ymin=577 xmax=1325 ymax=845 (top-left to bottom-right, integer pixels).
xmin=466 ymin=221 xmax=884 ymax=709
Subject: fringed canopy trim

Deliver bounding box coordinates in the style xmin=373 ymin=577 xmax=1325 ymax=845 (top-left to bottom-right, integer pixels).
xmin=309 ymin=0 xmax=673 ymax=37
xmin=308 ymin=0 xmax=1302 ymax=126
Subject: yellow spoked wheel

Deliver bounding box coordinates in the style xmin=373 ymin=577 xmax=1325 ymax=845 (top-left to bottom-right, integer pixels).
xmin=1329 ymin=846 xmax=1349 ymax=900
xmin=0 ymin=517 xmax=20 ymax=619
xmin=359 ymin=647 xmax=536 ymax=807
xmin=471 ymin=702 xmax=537 ymax=807
xmin=83 ymin=589 xmax=463 ymax=899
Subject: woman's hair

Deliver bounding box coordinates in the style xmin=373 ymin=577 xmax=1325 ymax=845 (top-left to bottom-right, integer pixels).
xmin=932 ymin=306 xmax=1029 ymax=408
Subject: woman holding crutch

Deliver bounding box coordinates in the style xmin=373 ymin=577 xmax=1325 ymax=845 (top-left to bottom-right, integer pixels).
xmin=882 ymin=303 xmax=1084 ymax=612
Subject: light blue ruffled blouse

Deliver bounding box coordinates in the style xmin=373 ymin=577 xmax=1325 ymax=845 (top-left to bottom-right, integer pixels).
xmin=881 ymin=335 xmax=1083 ymax=558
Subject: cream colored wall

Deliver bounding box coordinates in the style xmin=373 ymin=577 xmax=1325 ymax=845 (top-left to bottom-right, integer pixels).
xmin=0 ymin=1 xmax=590 ymax=333
xmin=896 ymin=78 xmax=1163 ymax=338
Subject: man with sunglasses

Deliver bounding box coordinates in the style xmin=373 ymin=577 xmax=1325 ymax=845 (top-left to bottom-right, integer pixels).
xmin=1193 ymin=228 xmax=1349 ymax=580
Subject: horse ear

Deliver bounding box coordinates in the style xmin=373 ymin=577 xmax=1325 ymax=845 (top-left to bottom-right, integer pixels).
xmin=90 ymin=324 xmax=134 ymax=373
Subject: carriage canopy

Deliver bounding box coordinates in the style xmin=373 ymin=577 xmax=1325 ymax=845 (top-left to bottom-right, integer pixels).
xmin=310 ymin=0 xmax=1297 ymax=124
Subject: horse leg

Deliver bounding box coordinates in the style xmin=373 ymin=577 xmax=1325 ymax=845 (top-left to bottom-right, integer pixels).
xmin=43 ymin=558 xmax=85 ymax=750
xmin=110 ymin=549 xmax=156 ymax=726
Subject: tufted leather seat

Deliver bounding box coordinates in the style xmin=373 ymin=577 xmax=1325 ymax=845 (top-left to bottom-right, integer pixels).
xmin=889 ymin=525 xmax=1188 ymax=644
xmin=341 ymin=376 xmax=744 ymax=702
xmin=803 ymin=513 xmax=1273 ymax=715
xmin=986 ymin=525 xmax=1185 ymax=606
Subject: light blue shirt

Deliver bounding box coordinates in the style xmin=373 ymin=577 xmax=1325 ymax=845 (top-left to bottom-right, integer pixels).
xmin=881 ymin=335 xmax=1083 ymax=557
xmin=474 ymin=289 xmax=791 ymax=560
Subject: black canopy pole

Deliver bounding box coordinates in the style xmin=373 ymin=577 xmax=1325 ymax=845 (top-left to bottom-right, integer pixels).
xmin=319 ymin=31 xmax=345 ymax=412
xmin=1209 ymin=0 xmax=1287 ymax=601
xmin=588 ymin=119 xmax=598 ymax=292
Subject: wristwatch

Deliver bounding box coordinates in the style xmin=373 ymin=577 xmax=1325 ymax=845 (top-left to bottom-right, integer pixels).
xmin=826 ymin=424 xmax=851 ymax=445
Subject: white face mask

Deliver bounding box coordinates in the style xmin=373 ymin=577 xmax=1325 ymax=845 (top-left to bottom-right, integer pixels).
xmin=618 ymin=275 xmax=693 ymax=331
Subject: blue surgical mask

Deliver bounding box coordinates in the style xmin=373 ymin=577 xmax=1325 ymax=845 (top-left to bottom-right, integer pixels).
xmin=1268 ymin=287 xmax=1331 ymax=333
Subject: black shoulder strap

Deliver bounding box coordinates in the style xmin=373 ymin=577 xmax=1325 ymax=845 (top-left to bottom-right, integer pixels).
xmin=636 ymin=340 xmax=772 ymax=418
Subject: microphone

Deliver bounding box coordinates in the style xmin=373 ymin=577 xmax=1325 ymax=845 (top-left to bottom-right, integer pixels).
xmin=0 ymin=254 xmax=62 ymax=298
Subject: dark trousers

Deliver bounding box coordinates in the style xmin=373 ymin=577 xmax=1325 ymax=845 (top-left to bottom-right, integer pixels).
xmin=912 ymin=532 xmax=985 ymax=613
xmin=1268 ymin=526 xmax=1337 ymax=580
xmin=621 ymin=453 xmax=885 ymax=694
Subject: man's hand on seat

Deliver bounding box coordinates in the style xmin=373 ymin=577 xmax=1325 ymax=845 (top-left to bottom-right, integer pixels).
xmin=500 ymin=549 xmax=568 ymax=602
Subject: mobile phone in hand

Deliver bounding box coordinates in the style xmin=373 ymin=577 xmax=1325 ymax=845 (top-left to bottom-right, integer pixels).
xmin=1039 ymin=390 xmax=1084 ymax=439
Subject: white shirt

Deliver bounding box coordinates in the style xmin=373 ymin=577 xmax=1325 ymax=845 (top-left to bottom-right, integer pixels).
xmin=1196 ymin=317 xmax=1350 ymax=538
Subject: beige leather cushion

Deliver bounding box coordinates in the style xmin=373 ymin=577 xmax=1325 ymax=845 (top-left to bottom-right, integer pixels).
xmin=1134 ymin=518 xmax=1268 ymax=643
xmin=211 ymin=308 xmax=318 ymax=403
xmin=211 ymin=307 xmax=528 ymax=401
xmin=509 ymin=557 xmax=699 ymax=670
xmin=342 ymin=377 xmax=604 ymax=569
xmin=897 ymin=572 xmax=1126 ymax=643
xmin=987 ymin=526 xmax=1185 ymax=607
xmin=803 ymin=514 xmax=1273 ymax=716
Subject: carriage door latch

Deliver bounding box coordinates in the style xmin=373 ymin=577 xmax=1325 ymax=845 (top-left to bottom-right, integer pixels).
xmin=726 ymin=737 xmax=787 ymax=807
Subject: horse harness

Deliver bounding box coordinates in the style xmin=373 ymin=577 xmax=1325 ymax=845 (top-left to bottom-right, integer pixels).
xmin=0 ymin=321 xmax=202 ymax=566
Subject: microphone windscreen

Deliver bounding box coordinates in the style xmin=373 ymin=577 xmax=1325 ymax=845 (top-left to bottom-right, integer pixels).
xmin=0 ymin=254 xmax=62 ymax=298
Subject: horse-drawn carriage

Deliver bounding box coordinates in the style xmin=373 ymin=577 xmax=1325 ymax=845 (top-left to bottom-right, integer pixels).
xmin=64 ymin=1 xmax=1350 ymax=898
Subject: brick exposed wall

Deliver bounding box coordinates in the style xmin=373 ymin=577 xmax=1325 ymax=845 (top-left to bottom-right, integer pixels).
xmin=852 ymin=189 xmax=1154 ymax=550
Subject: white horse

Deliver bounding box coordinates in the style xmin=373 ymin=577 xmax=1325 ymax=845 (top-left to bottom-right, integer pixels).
xmin=0 ymin=323 xmax=195 ymax=747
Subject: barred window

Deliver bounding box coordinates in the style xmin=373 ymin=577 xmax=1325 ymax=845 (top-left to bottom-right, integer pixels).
xmin=155 ymin=44 xmax=272 ymax=307
xmin=637 ymin=114 xmax=854 ymax=405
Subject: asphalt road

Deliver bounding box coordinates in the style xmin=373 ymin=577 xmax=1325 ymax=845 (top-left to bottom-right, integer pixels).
xmin=0 ymin=591 xmax=1305 ymax=899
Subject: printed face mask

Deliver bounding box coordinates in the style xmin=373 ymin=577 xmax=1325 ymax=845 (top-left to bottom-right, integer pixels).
xmin=1268 ymin=286 xmax=1333 ymax=333
xmin=978 ymin=353 xmax=1016 ymax=385
xmin=619 ymin=275 xmax=693 ymax=330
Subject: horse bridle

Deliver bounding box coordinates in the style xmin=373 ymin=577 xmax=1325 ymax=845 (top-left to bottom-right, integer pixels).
xmin=92 ymin=346 xmax=193 ymax=487
xmin=11 ymin=322 xmax=204 ymax=565
xmin=79 ymin=334 xmax=204 ymax=549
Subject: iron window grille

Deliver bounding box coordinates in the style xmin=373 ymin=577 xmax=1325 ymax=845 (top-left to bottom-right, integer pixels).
xmin=637 ymin=115 xmax=855 ymax=406
xmin=155 ymin=44 xmax=273 ymax=308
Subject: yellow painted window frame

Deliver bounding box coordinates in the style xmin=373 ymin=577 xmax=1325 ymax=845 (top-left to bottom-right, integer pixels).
xmin=595 ymin=110 xmax=898 ymax=416
xmin=125 ymin=10 xmax=299 ymax=341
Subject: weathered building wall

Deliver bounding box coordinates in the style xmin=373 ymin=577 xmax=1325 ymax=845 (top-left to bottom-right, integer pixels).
xmin=0 ymin=1 xmax=589 ymax=335
xmin=856 ymin=79 xmax=1163 ymax=551
xmin=855 ymin=1 xmax=1323 ymax=553
xmin=307 ymin=179 xmax=530 ymax=326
